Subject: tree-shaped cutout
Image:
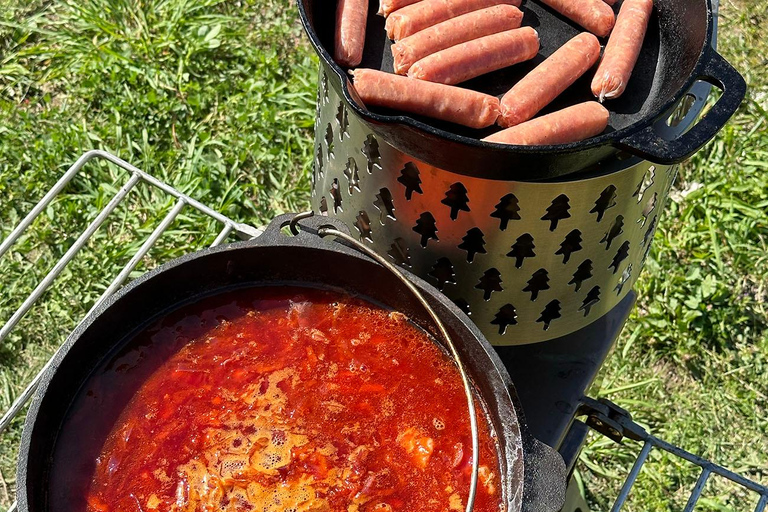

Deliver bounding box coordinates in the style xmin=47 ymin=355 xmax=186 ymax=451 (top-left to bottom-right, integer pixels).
xmin=490 ymin=193 xmax=521 ymax=231
xmin=397 ymin=162 xmax=423 ymax=200
xmin=354 ymin=210 xmax=373 ymax=242
xmin=428 ymin=257 xmax=455 ymax=290
xmin=642 ymin=216 xmax=658 ymax=247
xmin=475 ymin=268 xmax=503 ymax=301
xmin=319 ymin=196 xmax=328 ymax=216
xmin=362 ymin=134 xmax=382 ymax=174
xmin=507 ymin=233 xmax=536 ymax=269
xmin=609 ymin=240 xmax=630 ymax=274
xmin=325 ymin=123 xmax=334 ymax=159
xmin=343 ymin=157 xmax=360 ymax=195
xmin=441 ymin=182 xmax=471 ymax=220
xmin=491 ymin=304 xmax=518 ymax=335
xmin=638 ymin=192 xmax=657 ymax=226
xmin=555 ymin=229 xmax=582 ymax=264
xmin=536 ymin=300 xmax=561 ymax=331
xmin=315 ymin=143 xmax=324 ymax=178
xmin=320 ymin=73 xmax=329 ymax=104
xmin=541 ymin=194 xmax=571 ymax=231
xmin=600 ymin=215 xmax=624 ymax=250
xmin=373 ymin=187 xmax=396 ymax=224
xmin=615 ymin=264 xmax=633 ymax=295
xmin=458 ymin=227 xmax=487 ymax=263
xmin=569 ymin=259 xmax=593 ymax=292
xmin=413 ymin=212 xmax=438 ymax=247
xmin=388 ymin=237 xmax=411 ymax=267
xmin=590 ymin=185 xmax=617 ymax=222
xmin=336 ymin=102 xmax=349 ymax=139
xmin=579 ymin=286 xmax=601 ymax=317
xmin=633 ymin=166 xmax=655 ymax=203
xmin=523 ymin=268 xmax=550 ymax=301
xmin=330 ymin=178 xmax=343 ymax=213
xmin=453 ymin=298 xmax=471 ymax=316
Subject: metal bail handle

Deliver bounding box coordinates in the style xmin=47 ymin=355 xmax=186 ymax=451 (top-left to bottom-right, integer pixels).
xmin=290 ymin=212 xmax=481 ymax=512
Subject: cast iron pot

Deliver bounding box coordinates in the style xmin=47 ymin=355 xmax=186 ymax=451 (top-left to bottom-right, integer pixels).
xmin=18 ymin=215 xmax=566 ymax=512
xmin=299 ymin=0 xmax=746 ymax=179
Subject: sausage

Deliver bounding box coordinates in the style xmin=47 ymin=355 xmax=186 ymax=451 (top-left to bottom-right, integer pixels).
xmin=499 ymin=32 xmax=601 ymax=127
xmin=537 ymin=0 xmax=615 ymax=37
xmin=385 ymin=0 xmax=522 ymax=40
xmin=483 ymin=102 xmax=609 ymax=145
xmin=379 ymin=0 xmax=421 ymax=17
xmin=392 ymin=5 xmax=524 ymax=75
xmin=407 ymin=27 xmax=539 ymax=85
xmin=351 ymin=68 xmax=500 ymax=128
xmin=591 ymin=0 xmax=653 ymax=101
xmin=335 ymin=0 xmax=369 ymax=67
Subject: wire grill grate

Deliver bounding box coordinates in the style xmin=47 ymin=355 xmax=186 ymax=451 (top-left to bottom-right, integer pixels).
xmin=1 ymin=151 xmax=766 ymax=512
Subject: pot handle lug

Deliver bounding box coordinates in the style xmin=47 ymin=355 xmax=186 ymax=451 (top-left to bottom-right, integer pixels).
xmin=521 ymin=437 xmax=567 ymax=512
xmin=616 ymin=49 xmax=746 ymax=165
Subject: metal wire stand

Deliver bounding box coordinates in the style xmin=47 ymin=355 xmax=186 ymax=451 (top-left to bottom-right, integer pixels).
xmin=1 ymin=152 xmax=766 ymax=512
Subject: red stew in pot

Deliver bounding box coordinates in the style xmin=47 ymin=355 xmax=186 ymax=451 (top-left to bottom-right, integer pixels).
xmin=82 ymin=288 xmax=503 ymax=512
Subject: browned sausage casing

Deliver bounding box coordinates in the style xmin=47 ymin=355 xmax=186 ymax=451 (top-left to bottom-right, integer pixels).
xmin=392 ymin=5 xmax=524 ymax=75
xmin=499 ymin=32 xmax=601 ymax=127
xmin=379 ymin=0 xmax=422 ymax=17
xmin=408 ymin=27 xmax=539 ymax=85
xmin=591 ymin=0 xmax=654 ymax=100
xmin=385 ymin=0 xmax=522 ymax=40
xmin=335 ymin=0 xmax=369 ymax=67
xmin=538 ymin=0 xmax=615 ymax=37
xmin=484 ymin=102 xmax=609 ymax=145
xmin=351 ymin=69 xmax=500 ymax=128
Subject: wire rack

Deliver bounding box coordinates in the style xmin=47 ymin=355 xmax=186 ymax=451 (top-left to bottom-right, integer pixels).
xmin=1 ymin=151 xmax=766 ymax=512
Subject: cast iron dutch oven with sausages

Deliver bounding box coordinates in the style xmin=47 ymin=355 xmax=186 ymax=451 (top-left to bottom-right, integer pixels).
xmin=17 ymin=215 xmax=566 ymax=512
xmin=300 ymin=0 xmax=746 ymax=180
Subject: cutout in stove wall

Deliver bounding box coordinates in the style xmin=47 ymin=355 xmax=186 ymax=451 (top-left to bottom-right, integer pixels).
xmin=453 ymin=298 xmax=471 ymax=316
xmin=354 ymin=210 xmax=373 ymax=242
xmin=615 ymin=264 xmax=633 ymax=295
xmin=537 ymin=300 xmax=562 ymax=331
xmin=491 ymin=193 xmax=521 ymax=231
xmin=413 ymin=212 xmax=438 ymax=247
xmin=319 ymin=196 xmax=329 ymax=216
xmin=491 ymin=303 xmax=518 ymax=335
xmin=387 ymin=237 xmax=411 ymax=267
xmin=569 ymin=259 xmax=594 ymax=292
xmin=475 ymin=268 xmax=503 ymax=301
xmin=336 ymin=102 xmax=349 ymax=139
xmin=362 ymin=134 xmax=381 ymax=173
xmin=441 ymin=182 xmax=471 ymax=221
xmin=373 ymin=187 xmax=396 ymax=224
xmin=325 ymin=123 xmax=334 ymax=159
xmin=601 ymin=215 xmax=624 ymax=250
xmin=524 ymin=269 xmax=551 ymax=302
xmin=609 ymin=241 xmax=631 ymax=275
xmin=639 ymin=192 xmax=658 ymax=226
xmin=507 ymin=233 xmax=536 ymax=269
xmin=555 ymin=229 xmax=583 ymax=264
xmin=542 ymin=194 xmax=571 ymax=232
xmin=590 ymin=185 xmax=618 ymax=222
xmin=428 ymin=257 xmax=455 ymax=290
xmin=459 ymin=227 xmax=487 ymax=263
xmin=330 ymin=178 xmax=343 ymax=213
xmin=579 ymin=286 xmax=601 ymax=317
xmin=634 ymin=165 xmax=656 ymax=202
xmin=397 ymin=162 xmax=423 ymax=200
xmin=344 ymin=157 xmax=361 ymax=194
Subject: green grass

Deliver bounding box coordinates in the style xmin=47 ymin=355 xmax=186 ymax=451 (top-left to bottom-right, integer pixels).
xmin=0 ymin=0 xmax=766 ymax=509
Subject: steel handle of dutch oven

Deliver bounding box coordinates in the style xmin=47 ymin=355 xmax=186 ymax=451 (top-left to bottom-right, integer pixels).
xmin=616 ymin=48 xmax=747 ymax=165
xmin=289 ymin=212 xmax=481 ymax=512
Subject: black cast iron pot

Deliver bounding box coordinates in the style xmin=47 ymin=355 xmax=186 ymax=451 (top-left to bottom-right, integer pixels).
xmin=299 ymin=0 xmax=746 ymax=179
xmin=17 ymin=215 xmax=566 ymax=512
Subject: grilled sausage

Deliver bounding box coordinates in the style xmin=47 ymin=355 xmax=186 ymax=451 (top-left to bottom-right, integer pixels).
xmin=499 ymin=32 xmax=601 ymax=127
xmin=351 ymin=68 xmax=500 ymax=128
xmin=385 ymin=0 xmax=522 ymax=40
xmin=335 ymin=0 xmax=369 ymax=67
xmin=392 ymin=5 xmax=524 ymax=75
xmin=591 ymin=0 xmax=654 ymax=101
xmin=407 ymin=27 xmax=539 ymax=85
xmin=537 ymin=0 xmax=615 ymax=37
xmin=379 ymin=0 xmax=422 ymax=16
xmin=484 ymin=102 xmax=609 ymax=145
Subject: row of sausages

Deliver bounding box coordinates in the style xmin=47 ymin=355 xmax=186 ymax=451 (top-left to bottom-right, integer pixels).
xmin=334 ymin=0 xmax=653 ymax=145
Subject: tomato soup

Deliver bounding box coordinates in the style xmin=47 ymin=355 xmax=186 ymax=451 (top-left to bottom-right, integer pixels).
xmin=68 ymin=288 xmax=503 ymax=512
